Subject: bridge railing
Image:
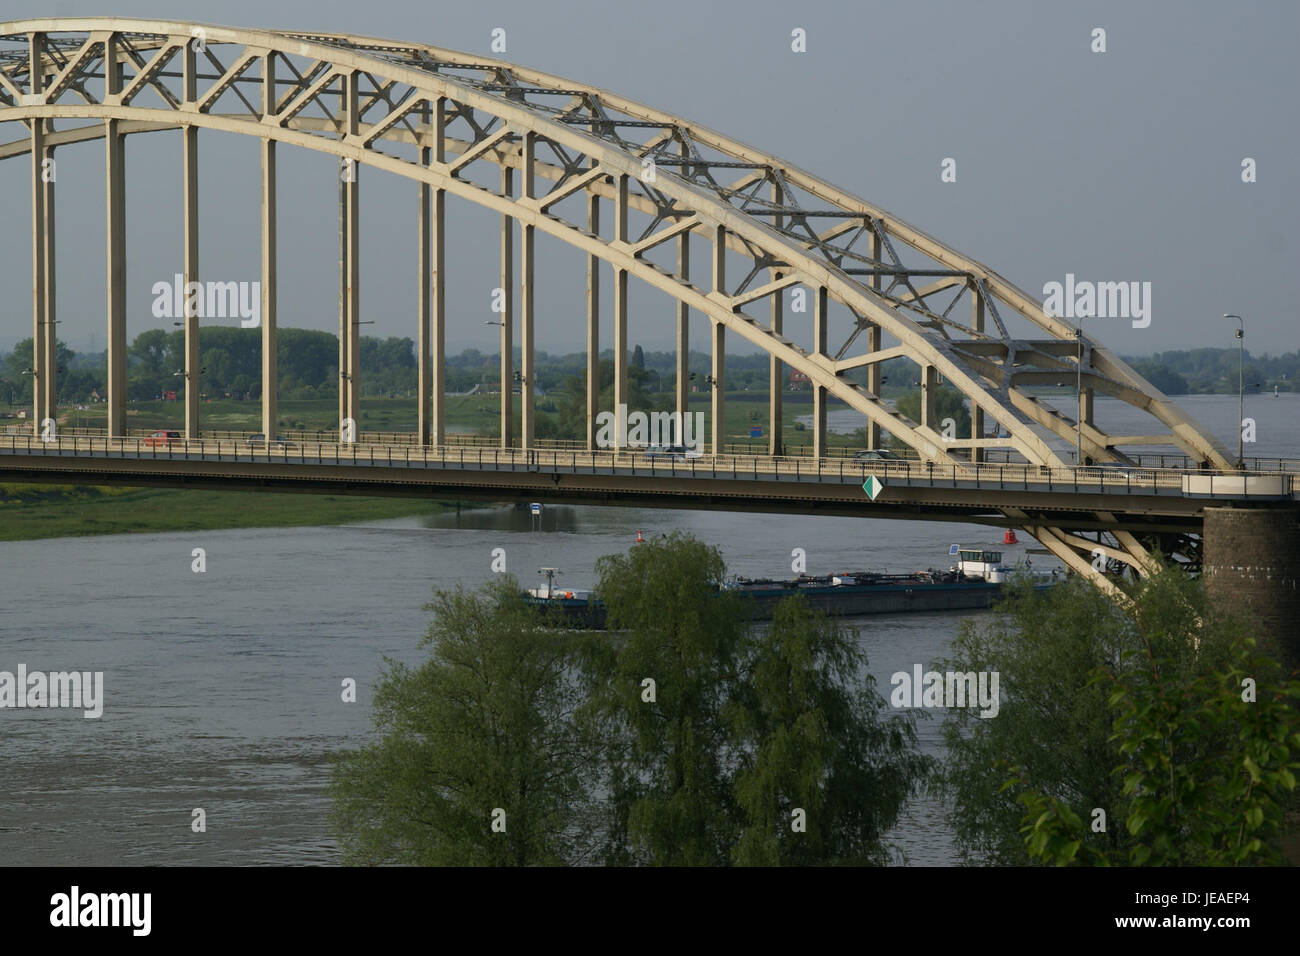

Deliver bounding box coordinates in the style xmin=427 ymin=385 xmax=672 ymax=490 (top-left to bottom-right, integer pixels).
xmin=3 ymin=431 xmax=1296 ymax=498
xmin=11 ymin=423 xmax=1298 ymax=474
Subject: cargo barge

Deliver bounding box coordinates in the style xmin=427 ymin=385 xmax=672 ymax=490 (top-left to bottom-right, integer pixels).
xmin=522 ymin=549 xmax=1060 ymax=630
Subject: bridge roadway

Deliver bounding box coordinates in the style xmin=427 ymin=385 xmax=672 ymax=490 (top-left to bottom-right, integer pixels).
xmin=2 ymin=432 xmax=1294 ymax=534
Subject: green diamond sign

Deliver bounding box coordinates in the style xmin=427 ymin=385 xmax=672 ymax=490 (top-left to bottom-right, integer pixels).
xmin=862 ymin=475 xmax=885 ymax=501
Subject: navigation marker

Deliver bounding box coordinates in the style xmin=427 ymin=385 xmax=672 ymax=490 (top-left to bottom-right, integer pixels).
xmin=862 ymin=475 xmax=885 ymax=501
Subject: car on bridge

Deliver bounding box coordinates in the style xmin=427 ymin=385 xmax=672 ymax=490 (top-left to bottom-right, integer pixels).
xmin=246 ymin=433 xmax=296 ymax=450
xmin=853 ymin=449 xmax=903 ymax=462
xmin=143 ymin=429 xmax=182 ymax=448
xmin=643 ymin=444 xmax=703 ymax=462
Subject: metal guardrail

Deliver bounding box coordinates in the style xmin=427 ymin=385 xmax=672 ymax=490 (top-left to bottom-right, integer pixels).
xmin=1 ymin=432 xmax=1295 ymax=498
xmin=8 ymin=425 xmax=1299 ymax=473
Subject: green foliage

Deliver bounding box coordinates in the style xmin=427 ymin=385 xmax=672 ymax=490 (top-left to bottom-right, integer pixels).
xmin=1131 ymin=361 xmax=1189 ymax=396
xmin=728 ymin=597 xmax=928 ymax=865
xmin=548 ymin=359 xmax=665 ymax=441
xmin=329 ymin=578 xmax=597 ymax=865
xmin=889 ymin=385 xmax=971 ymax=448
xmin=1014 ymin=620 xmax=1300 ymax=866
xmin=581 ymin=532 xmax=928 ymax=865
xmin=938 ymin=573 xmax=1130 ymax=864
xmin=581 ymin=533 xmax=744 ymax=865
xmin=2 ymin=337 xmax=79 ymax=405
xmin=1135 ymin=348 xmax=1296 ymax=394
xmin=940 ymin=562 xmax=1300 ymax=866
xmin=329 ymin=535 xmax=930 ymax=866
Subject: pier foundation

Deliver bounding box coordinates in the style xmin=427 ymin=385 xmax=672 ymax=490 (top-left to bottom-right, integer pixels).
xmin=1203 ymin=506 xmax=1300 ymax=672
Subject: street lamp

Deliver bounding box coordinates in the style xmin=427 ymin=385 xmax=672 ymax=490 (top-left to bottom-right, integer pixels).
xmin=1224 ymin=314 xmax=1244 ymax=469
xmin=1075 ymin=327 xmax=1083 ymax=466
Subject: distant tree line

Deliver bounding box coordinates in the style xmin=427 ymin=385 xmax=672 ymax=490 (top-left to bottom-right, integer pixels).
xmin=1128 ymin=348 xmax=1298 ymax=395
xmin=3 ymin=328 xmax=1292 ymax=409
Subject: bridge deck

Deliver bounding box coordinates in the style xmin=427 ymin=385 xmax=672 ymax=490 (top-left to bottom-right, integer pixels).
xmin=2 ymin=434 xmax=1293 ymax=532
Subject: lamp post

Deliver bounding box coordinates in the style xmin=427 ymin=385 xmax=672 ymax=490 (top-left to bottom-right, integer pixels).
xmin=1224 ymin=314 xmax=1244 ymax=469
xmin=1075 ymin=326 xmax=1083 ymax=466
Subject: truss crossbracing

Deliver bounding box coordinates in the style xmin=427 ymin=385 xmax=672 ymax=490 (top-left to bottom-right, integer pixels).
xmin=0 ymin=18 xmax=1236 ymax=592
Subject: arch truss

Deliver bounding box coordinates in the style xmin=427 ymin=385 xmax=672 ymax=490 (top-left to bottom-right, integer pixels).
xmin=0 ymin=17 xmax=1234 ymax=592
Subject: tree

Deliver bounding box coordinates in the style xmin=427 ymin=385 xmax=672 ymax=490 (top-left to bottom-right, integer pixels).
xmin=632 ymin=344 xmax=645 ymax=370
xmin=1013 ymin=574 xmax=1300 ymax=866
xmin=582 ymin=533 xmax=929 ymax=865
xmin=937 ymin=574 xmax=1140 ymax=864
xmin=728 ymin=597 xmax=929 ymax=865
xmin=329 ymin=577 xmax=598 ymax=865
xmin=59 ymin=368 xmax=101 ymax=403
xmin=4 ymin=337 xmax=74 ymax=383
xmin=940 ymin=563 xmax=1299 ymax=866
xmin=581 ymin=532 xmax=746 ymax=865
xmin=548 ymin=359 xmax=665 ymax=442
xmin=130 ymin=328 xmax=169 ymax=377
xmin=1132 ymin=361 xmax=1188 ymax=396
xmin=889 ymin=384 xmax=970 ymax=448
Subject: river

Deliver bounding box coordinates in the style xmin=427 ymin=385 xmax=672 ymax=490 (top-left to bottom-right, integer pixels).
xmin=0 ymin=393 xmax=1293 ymax=866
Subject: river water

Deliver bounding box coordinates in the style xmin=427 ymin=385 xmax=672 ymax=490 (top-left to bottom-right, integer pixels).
xmin=0 ymin=394 xmax=1293 ymax=866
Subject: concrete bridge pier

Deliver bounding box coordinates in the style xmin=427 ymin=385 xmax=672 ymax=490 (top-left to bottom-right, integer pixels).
xmin=1203 ymin=506 xmax=1300 ymax=672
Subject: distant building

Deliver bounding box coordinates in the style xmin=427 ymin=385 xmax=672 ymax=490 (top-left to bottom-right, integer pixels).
xmin=788 ymin=370 xmax=811 ymax=390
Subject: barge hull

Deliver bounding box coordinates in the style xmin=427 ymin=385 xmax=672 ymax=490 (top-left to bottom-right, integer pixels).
xmin=525 ymin=581 xmax=1036 ymax=630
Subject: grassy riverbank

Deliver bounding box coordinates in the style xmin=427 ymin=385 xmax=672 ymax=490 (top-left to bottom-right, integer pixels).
xmin=42 ymin=393 xmax=863 ymax=451
xmin=0 ymin=483 xmax=470 ymax=542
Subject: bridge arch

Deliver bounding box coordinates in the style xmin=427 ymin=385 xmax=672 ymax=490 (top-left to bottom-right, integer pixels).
xmin=0 ymin=17 xmax=1232 ymax=589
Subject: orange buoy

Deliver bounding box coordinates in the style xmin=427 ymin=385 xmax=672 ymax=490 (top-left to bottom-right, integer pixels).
xmin=1003 ymin=529 xmax=1018 ymax=545
xmin=636 ymin=529 xmax=644 ymax=543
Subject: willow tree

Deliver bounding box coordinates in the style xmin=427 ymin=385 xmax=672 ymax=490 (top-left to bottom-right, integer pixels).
xmin=330 ymin=578 xmax=598 ymax=865
xmin=582 ymin=532 xmax=929 ymax=865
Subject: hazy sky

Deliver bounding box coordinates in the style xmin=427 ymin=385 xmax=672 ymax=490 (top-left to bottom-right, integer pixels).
xmin=1 ymin=0 xmax=1295 ymax=360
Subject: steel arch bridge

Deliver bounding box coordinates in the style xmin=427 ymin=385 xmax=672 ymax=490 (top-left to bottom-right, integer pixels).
xmin=0 ymin=17 xmax=1236 ymax=592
